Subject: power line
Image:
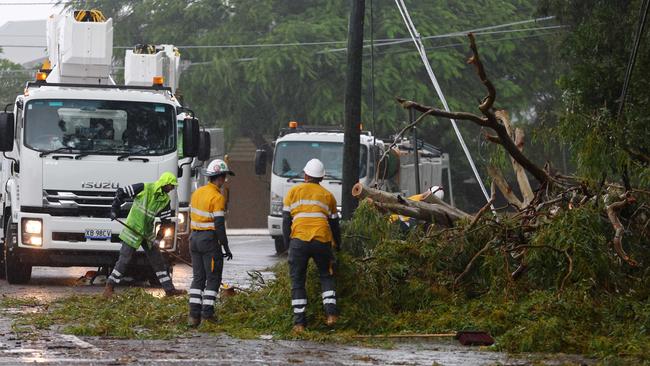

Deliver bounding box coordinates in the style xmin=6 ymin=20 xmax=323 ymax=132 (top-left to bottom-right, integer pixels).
xmin=395 ymin=0 xmax=491 ymax=207
xmin=617 ymin=0 xmax=650 ymax=119
xmin=0 ymin=2 xmax=62 ymax=5
xmin=0 ymin=16 xmax=560 ymax=50
xmin=373 ymin=30 xmax=563 ymax=57
xmin=322 ymin=24 xmax=563 ymax=53
xmin=0 ymin=24 xmax=564 ymax=50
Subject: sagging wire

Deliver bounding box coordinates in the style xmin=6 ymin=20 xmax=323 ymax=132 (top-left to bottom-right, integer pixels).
xmin=393 ymin=0 xmax=494 ymax=210
xmin=370 ymin=0 xmax=378 ymax=167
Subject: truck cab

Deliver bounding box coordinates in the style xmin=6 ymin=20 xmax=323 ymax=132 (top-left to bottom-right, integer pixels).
xmin=0 ymin=11 xmax=203 ymax=284
xmin=258 ymin=123 xmax=453 ymax=254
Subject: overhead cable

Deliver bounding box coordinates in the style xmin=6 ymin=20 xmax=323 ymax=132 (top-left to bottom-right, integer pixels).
xmin=394 ymin=0 xmax=493 ymax=207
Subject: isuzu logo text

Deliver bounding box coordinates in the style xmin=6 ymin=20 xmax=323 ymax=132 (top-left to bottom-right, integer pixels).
xmin=81 ymin=181 xmax=119 ymax=189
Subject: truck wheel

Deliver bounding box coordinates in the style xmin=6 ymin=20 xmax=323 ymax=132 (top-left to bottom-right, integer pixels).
xmin=4 ymin=220 xmax=32 ymax=284
xmin=274 ymin=236 xmax=287 ymax=255
xmin=0 ymin=240 xmax=6 ymax=280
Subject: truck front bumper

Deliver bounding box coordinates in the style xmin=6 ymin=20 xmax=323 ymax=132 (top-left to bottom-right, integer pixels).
xmin=12 ymin=211 xmax=177 ymax=266
xmin=267 ymin=215 xmax=282 ymax=238
xmin=12 ymin=247 xmax=160 ymax=267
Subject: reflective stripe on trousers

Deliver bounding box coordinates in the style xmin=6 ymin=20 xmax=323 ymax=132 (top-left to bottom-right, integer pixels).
xmin=288 ymin=238 xmax=338 ymax=326
xmin=188 ymin=230 xmax=223 ymax=318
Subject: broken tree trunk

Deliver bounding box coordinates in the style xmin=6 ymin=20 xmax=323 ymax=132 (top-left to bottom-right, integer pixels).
xmin=371 ymin=201 xmax=436 ymax=222
xmin=352 ymin=183 xmax=470 ymax=226
xmin=497 ymin=110 xmax=535 ymax=206
xmin=487 ymin=165 xmax=524 ymax=209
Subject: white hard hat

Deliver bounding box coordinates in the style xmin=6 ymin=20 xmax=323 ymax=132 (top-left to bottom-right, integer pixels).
xmin=303 ymin=158 xmax=325 ymax=178
xmin=429 ymin=185 xmax=444 ymax=200
xmin=202 ymin=159 xmax=235 ymax=177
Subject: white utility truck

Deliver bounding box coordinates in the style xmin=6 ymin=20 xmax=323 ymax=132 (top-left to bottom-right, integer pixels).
xmin=0 ymin=11 xmax=205 ymax=283
xmin=255 ymin=123 xmax=453 ymax=254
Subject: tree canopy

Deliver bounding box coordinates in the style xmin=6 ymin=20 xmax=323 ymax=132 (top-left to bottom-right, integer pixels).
xmin=540 ymin=0 xmax=650 ymax=186
xmin=63 ymin=0 xmax=562 ymax=209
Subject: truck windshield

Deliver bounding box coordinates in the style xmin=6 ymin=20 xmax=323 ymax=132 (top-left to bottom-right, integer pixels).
xmin=24 ymin=99 xmax=176 ymax=155
xmin=272 ymin=141 xmax=368 ymax=179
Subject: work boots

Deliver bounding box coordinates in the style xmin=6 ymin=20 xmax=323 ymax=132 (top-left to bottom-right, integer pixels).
xmin=292 ymin=324 xmax=306 ymax=334
xmin=102 ymin=283 xmax=114 ymax=298
xmin=325 ymin=315 xmax=338 ymax=327
xmin=202 ymin=315 xmax=219 ymax=325
xmin=164 ymin=288 xmax=187 ymax=297
xmin=187 ymin=316 xmax=201 ymax=328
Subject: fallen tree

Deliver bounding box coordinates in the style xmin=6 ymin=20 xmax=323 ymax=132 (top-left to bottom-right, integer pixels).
xmin=368 ymin=33 xmax=645 ymax=269
xmin=11 ymin=34 xmax=650 ymax=363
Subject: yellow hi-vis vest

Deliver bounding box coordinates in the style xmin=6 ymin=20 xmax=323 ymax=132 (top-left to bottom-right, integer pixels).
xmin=389 ymin=193 xmax=425 ymax=224
xmin=190 ymin=182 xmax=226 ymax=231
xmin=283 ymin=182 xmax=338 ymax=244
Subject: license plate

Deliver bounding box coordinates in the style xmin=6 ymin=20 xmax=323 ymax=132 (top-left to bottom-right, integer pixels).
xmin=85 ymin=229 xmax=112 ymax=240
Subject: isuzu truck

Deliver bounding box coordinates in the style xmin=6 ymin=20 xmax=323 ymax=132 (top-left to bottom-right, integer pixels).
xmin=0 ymin=11 xmax=204 ymax=283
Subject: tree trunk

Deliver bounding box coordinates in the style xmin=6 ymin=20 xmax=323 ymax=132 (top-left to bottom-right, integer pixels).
xmin=352 ymin=183 xmax=470 ymax=225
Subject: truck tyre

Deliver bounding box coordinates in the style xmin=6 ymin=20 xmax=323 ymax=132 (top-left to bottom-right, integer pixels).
xmin=4 ymin=220 xmax=32 ymax=284
xmin=274 ymin=236 xmax=287 ymax=255
xmin=0 ymin=240 xmax=6 ymax=280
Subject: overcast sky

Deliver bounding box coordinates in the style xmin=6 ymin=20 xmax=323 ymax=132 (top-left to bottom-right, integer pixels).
xmin=0 ymin=2 xmax=61 ymax=29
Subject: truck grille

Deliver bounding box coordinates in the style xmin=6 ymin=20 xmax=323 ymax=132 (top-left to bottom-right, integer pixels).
xmin=42 ymin=190 xmax=131 ymax=218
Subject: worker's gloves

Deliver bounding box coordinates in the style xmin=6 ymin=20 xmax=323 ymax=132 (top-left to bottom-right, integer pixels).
xmin=110 ymin=210 xmax=118 ymax=221
xmin=223 ymin=247 xmax=233 ymax=261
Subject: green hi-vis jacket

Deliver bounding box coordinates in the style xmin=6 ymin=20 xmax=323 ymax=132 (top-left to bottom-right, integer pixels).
xmin=116 ymin=172 xmax=177 ymax=249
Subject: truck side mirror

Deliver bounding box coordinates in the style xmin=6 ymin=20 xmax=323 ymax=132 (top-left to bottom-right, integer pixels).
xmin=0 ymin=112 xmax=15 ymax=152
xmin=198 ymin=131 xmax=211 ymax=161
xmin=254 ymin=149 xmax=267 ymax=175
xmin=182 ymin=118 xmax=200 ymax=157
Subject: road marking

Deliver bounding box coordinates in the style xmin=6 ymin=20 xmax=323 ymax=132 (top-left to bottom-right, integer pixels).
xmin=58 ymin=334 xmax=102 ymax=353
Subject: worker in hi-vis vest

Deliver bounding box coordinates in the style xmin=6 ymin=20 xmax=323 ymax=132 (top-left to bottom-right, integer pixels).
xmin=389 ymin=185 xmax=445 ymax=229
xmin=187 ymin=159 xmax=234 ymax=327
xmin=282 ymin=158 xmax=341 ymax=333
xmin=104 ymin=172 xmax=186 ymax=298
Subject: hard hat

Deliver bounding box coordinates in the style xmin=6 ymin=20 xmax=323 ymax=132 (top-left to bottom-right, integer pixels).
xmin=429 ymin=185 xmax=444 ymax=200
xmin=202 ymin=159 xmax=235 ymax=177
xmin=303 ymin=158 xmax=325 ymax=178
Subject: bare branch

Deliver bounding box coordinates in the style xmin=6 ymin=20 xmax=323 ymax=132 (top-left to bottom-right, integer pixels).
xmin=487 ymin=165 xmax=524 ymax=209
xmin=606 ymin=193 xmax=638 ymax=266
xmin=455 ymin=239 xmax=495 ymax=285
xmin=467 ymin=33 xmax=496 ymax=113
xmin=375 ymin=108 xmax=435 ymax=182
xmin=397 ymin=98 xmax=489 ymax=127
xmin=484 ymin=132 xmax=501 ymax=144
xmin=469 ymin=183 xmax=496 ymax=228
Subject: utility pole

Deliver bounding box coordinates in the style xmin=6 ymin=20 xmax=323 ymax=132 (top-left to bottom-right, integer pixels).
xmin=342 ymin=0 xmax=365 ymax=220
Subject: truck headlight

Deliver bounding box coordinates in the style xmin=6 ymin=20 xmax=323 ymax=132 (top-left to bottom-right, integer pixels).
xmin=177 ymin=212 xmax=188 ymax=233
xmin=158 ymin=239 xmax=172 ymax=249
xmin=22 ymin=218 xmax=43 ymax=246
xmin=155 ymin=224 xmax=174 ymax=249
xmin=270 ymin=193 xmax=283 ymax=216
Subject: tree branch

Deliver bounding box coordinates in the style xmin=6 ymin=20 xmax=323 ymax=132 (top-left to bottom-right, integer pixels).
xmin=605 ymin=193 xmax=638 ymax=266
xmin=469 ymin=183 xmax=496 ymax=228
xmin=487 ymin=165 xmax=524 ymax=209
xmin=375 ymin=108 xmax=435 ymax=182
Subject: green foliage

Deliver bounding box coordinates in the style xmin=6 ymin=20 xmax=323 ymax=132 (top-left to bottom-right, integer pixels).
xmin=14 ymin=200 xmax=650 ymax=362
xmin=0 ymin=59 xmax=27 ymax=106
xmin=539 ymin=0 xmax=650 ymax=186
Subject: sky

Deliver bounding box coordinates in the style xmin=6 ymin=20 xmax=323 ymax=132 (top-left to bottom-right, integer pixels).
xmin=0 ymin=1 xmax=60 ymax=29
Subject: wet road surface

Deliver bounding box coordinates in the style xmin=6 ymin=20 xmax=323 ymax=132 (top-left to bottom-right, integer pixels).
xmin=0 ymin=236 xmax=591 ymax=365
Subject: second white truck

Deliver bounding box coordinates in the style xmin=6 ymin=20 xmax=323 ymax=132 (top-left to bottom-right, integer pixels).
xmin=255 ymin=122 xmax=453 ymax=254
